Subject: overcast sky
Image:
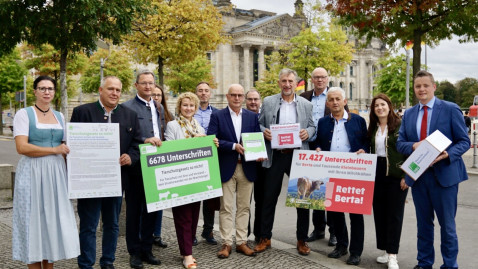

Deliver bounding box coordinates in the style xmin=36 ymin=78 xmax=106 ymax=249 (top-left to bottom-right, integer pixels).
xmin=233 ymin=0 xmax=478 ymax=84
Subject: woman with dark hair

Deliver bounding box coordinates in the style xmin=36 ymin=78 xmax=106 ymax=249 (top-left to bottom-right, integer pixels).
xmin=368 ymin=93 xmax=408 ymax=269
xmin=12 ymin=76 xmax=80 ymax=268
xmin=151 ymin=84 xmax=173 ymax=248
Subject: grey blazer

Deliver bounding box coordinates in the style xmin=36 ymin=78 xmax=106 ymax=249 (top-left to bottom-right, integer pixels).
xmin=122 ymin=96 xmax=166 ymax=142
xmin=258 ymin=93 xmax=315 ymax=168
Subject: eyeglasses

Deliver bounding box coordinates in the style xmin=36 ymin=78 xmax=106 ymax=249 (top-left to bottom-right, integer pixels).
xmin=151 ymin=94 xmax=162 ymax=97
xmin=36 ymin=87 xmax=55 ymax=92
xmin=138 ymin=82 xmax=155 ymax=86
xmin=246 ymin=98 xmax=260 ymax=102
xmin=313 ymin=76 xmax=328 ymax=80
xmin=229 ymin=94 xmax=244 ymax=98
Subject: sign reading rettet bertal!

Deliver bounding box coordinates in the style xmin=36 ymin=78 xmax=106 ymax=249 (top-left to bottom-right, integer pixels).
xmin=139 ymin=135 xmax=222 ymax=213
xmin=287 ymin=150 xmax=377 ymax=215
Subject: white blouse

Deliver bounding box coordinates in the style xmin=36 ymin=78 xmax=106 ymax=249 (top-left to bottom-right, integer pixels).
xmin=13 ymin=107 xmax=66 ymax=141
xmin=375 ymin=125 xmax=387 ymax=157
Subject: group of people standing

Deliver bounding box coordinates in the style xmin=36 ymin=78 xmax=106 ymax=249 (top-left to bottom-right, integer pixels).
xmin=12 ymin=67 xmax=469 ymax=269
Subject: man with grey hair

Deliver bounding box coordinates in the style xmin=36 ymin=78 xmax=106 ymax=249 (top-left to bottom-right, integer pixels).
xmin=71 ymin=76 xmax=143 ymax=269
xmin=254 ymin=68 xmax=316 ymax=256
xmin=245 ymin=89 xmax=261 ymax=113
xmin=122 ymin=70 xmax=164 ymax=268
xmin=300 ymin=67 xmax=337 ymax=246
xmin=208 ymin=84 xmax=262 ymax=258
xmin=314 ymin=86 xmax=368 ymax=266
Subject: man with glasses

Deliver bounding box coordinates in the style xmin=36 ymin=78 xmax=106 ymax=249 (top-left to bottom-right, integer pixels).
xmin=254 ymin=68 xmax=316 ymax=256
xmin=207 ymin=84 xmax=262 ymax=258
xmin=194 ymin=82 xmax=219 ymax=245
xmin=245 ymin=89 xmax=263 ymax=242
xmin=300 ymin=67 xmax=338 ymax=246
xmin=122 ymin=70 xmax=164 ymax=268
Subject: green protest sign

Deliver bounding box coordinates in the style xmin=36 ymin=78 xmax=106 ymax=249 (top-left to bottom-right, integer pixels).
xmin=140 ymin=135 xmax=222 ymax=212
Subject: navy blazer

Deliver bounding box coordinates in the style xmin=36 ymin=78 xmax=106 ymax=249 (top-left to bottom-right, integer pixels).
xmin=397 ymin=98 xmax=470 ymax=187
xmin=207 ymin=107 xmax=261 ymax=183
xmin=70 ymin=101 xmax=143 ymax=187
xmin=314 ymin=113 xmax=369 ymax=153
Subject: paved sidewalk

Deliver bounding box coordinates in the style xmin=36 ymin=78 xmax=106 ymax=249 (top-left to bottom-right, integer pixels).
xmin=0 ymin=195 xmax=341 ymax=269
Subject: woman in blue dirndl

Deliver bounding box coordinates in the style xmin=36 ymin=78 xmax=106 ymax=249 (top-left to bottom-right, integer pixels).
xmin=12 ymin=76 xmax=80 ymax=268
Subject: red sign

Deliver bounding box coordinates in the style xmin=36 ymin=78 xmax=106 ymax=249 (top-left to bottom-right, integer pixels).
xmin=278 ymin=133 xmax=294 ymax=145
xmin=324 ymin=178 xmax=375 ymax=215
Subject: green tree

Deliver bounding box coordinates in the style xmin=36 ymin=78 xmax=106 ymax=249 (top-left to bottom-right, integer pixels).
xmin=288 ymin=22 xmax=354 ymax=89
xmin=374 ymin=54 xmax=413 ymax=108
xmin=0 ymin=0 xmax=145 ymax=118
xmin=0 ymin=49 xmax=27 ymax=134
xmin=455 ymin=77 xmax=478 ymax=109
xmin=123 ymin=0 xmax=227 ymax=87
xmin=435 ymin=81 xmax=456 ymax=103
xmin=255 ymin=50 xmax=290 ymax=98
xmin=20 ymin=44 xmax=88 ymax=110
xmin=165 ymin=55 xmax=214 ymax=95
xmin=325 ymin=0 xmax=478 ymax=104
xmin=80 ymin=49 xmax=134 ymax=94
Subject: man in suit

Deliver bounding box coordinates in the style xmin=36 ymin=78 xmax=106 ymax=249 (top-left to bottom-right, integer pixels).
xmin=194 ymin=81 xmax=219 ymax=245
xmin=245 ymin=89 xmax=263 ymax=241
xmin=253 ymin=68 xmax=316 ymax=256
xmin=314 ymin=87 xmax=368 ymax=266
xmin=122 ymin=70 xmax=163 ymax=269
xmin=299 ymin=67 xmax=336 ymax=246
xmin=207 ymin=84 xmax=261 ymax=258
xmin=397 ymin=70 xmax=470 ymax=269
xmin=71 ymin=76 xmax=142 ymax=269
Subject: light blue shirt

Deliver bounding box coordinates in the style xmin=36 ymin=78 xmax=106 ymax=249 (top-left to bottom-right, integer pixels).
xmin=416 ymin=97 xmax=435 ymax=139
xmin=194 ymin=105 xmax=213 ymax=133
xmin=330 ymin=110 xmax=351 ymax=152
xmin=310 ymin=88 xmax=327 ymax=141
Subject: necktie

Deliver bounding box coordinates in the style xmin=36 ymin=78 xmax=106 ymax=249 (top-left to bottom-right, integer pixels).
xmin=420 ymin=106 xmax=428 ymax=140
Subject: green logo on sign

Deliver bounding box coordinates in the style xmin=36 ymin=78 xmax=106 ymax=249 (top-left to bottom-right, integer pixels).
xmin=409 ymin=162 xmax=420 ymax=173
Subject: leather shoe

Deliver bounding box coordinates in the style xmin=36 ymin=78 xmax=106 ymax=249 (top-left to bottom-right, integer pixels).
xmin=328 ymin=234 xmax=337 ymax=246
xmin=141 ymin=252 xmax=161 ymax=265
xmin=253 ymin=238 xmax=271 ymax=253
xmin=192 ymin=236 xmax=198 ymax=246
xmin=328 ymin=246 xmax=348 ymax=258
xmin=100 ymin=265 xmax=115 ymax=269
xmin=129 ymin=254 xmax=143 ymax=269
xmin=346 ymin=254 xmax=361 ymax=265
xmin=297 ymin=240 xmax=311 ymax=256
xmin=236 ymin=243 xmax=256 ymax=256
xmin=201 ymin=232 xmax=218 ymax=245
xmin=153 ymin=236 xmax=168 ymax=248
xmin=217 ymin=244 xmax=232 ymax=259
xmin=413 ymin=266 xmax=429 ymax=269
xmin=306 ymin=230 xmax=325 ymax=242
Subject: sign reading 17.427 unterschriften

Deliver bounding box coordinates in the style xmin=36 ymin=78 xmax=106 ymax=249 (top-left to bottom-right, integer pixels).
xmin=140 ymin=135 xmax=222 ymax=213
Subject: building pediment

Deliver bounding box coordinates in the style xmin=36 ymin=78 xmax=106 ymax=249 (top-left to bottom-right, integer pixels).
xmin=230 ymin=14 xmax=302 ymax=39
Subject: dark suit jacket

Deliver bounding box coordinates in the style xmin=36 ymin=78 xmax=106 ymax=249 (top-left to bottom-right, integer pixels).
xmin=70 ymin=101 xmax=143 ymax=187
xmin=397 ymin=97 xmax=470 ymax=187
xmin=207 ymin=107 xmax=261 ymax=183
xmin=314 ymin=112 xmax=369 ymax=153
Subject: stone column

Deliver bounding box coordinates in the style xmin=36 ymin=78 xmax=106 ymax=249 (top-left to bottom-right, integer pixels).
xmin=258 ymin=45 xmax=266 ymax=81
xmin=242 ymin=43 xmax=251 ymax=90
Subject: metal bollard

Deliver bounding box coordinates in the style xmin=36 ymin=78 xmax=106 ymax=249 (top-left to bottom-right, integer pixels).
xmin=473 ymin=131 xmax=477 ymax=168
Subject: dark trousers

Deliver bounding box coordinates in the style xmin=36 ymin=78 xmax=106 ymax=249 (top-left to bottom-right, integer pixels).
xmin=202 ymin=198 xmax=217 ymax=236
xmin=311 ymin=210 xmax=335 ymax=235
xmin=172 ymin=202 xmax=201 ymax=256
xmin=412 ymin=169 xmax=459 ymax=269
xmin=259 ymin=151 xmax=308 ymax=240
xmin=252 ymin=165 xmax=266 ymax=238
xmin=330 ymin=211 xmax=364 ymax=256
xmin=373 ymin=157 xmax=408 ymax=254
xmin=77 ymin=196 xmax=122 ymax=269
xmin=125 ymin=170 xmax=158 ymax=255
